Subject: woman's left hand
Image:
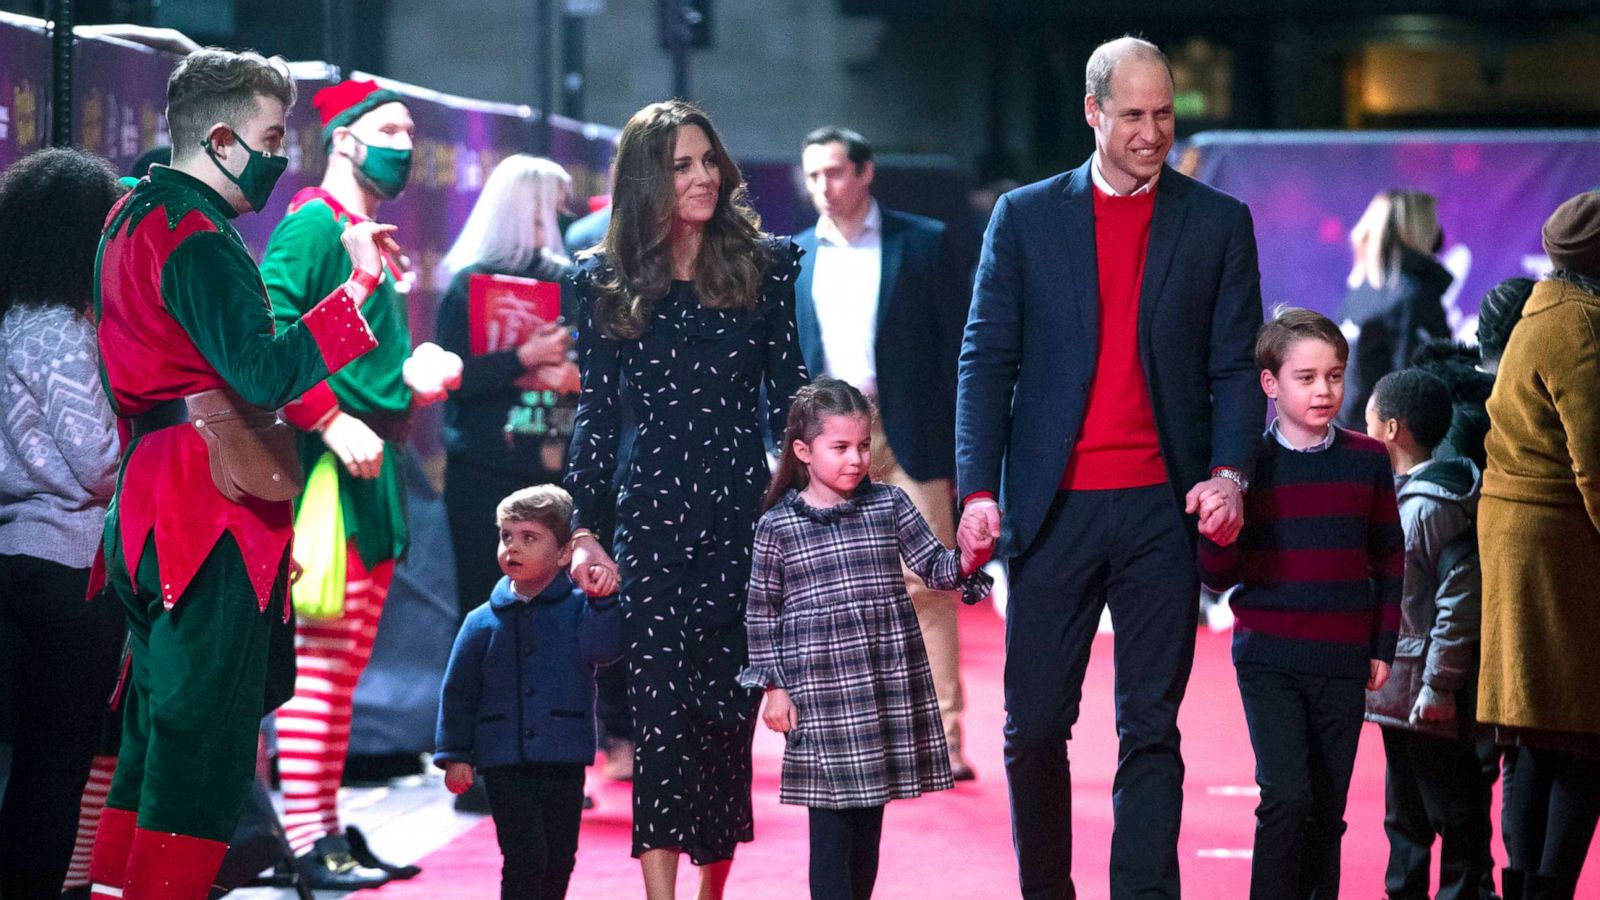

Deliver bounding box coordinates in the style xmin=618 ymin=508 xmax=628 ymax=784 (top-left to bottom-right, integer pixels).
xmin=570 ymin=533 xmax=620 ymax=596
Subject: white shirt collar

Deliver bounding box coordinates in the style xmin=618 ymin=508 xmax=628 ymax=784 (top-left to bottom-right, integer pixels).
xmin=816 ymin=200 xmax=882 ymax=247
xmin=1269 ymin=418 xmax=1337 ymax=453
xmin=1090 ymin=152 xmax=1158 ymax=197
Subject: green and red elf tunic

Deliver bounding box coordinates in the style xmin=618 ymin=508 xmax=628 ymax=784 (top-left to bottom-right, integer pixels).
xmin=94 ymin=165 xmax=379 ymax=610
xmin=261 ymin=186 xmax=413 ymax=567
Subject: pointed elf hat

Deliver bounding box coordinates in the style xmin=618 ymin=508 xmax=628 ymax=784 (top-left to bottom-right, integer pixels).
xmin=314 ymin=79 xmax=407 ymax=148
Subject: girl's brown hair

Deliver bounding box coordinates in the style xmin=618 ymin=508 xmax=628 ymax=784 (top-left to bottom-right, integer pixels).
xmin=590 ymin=100 xmax=767 ymax=340
xmin=762 ymin=379 xmax=875 ymax=513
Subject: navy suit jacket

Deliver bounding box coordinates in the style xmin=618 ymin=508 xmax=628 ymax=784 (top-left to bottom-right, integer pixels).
xmin=795 ymin=207 xmax=966 ymax=482
xmin=956 ymin=161 xmax=1265 ymax=557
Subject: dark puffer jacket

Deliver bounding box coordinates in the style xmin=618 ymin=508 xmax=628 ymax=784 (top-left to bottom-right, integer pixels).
xmin=1365 ymin=457 xmax=1481 ymax=738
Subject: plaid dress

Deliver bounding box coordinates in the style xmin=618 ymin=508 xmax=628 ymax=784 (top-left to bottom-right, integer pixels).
xmin=740 ymin=483 xmax=991 ymax=809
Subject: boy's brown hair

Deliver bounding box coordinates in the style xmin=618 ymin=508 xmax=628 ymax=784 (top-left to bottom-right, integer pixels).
xmin=1255 ymin=305 xmax=1349 ymax=372
xmin=496 ymin=484 xmax=573 ymax=545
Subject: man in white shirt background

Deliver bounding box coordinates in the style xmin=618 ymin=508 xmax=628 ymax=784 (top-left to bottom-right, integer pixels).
xmin=794 ymin=126 xmax=976 ymax=779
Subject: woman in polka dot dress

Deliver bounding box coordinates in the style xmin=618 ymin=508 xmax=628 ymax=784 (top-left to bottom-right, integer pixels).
xmin=563 ymin=100 xmax=810 ymax=899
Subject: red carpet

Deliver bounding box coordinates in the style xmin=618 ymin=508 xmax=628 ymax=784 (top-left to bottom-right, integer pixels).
xmin=364 ymin=604 xmax=1599 ymax=899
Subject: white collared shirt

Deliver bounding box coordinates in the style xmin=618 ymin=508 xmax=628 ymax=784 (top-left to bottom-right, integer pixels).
xmin=810 ymin=201 xmax=883 ymax=395
xmin=1090 ymin=151 xmax=1159 ymax=197
xmin=1269 ymin=418 xmax=1337 ymax=453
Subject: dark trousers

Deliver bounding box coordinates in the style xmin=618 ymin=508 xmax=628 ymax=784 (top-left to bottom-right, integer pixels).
xmin=1235 ymin=663 xmax=1365 ymax=900
xmin=1003 ymin=485 xmax=1197 ymax=900
xmin=0 ymin=553 xmax=125 ymax=899
xmin=808 ymin=805 xmax=885 ymax=900
xmin=1379 ymin=726 xmax=1493 ymax=899
xmin=1501 ymin=744 xmax=1600 ymax=884
xmin=481 ymin=763 xmax=585 ymax=900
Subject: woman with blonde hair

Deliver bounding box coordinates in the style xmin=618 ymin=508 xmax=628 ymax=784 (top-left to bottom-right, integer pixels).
xmin=1338 ymin=188 xmax=1453 ymax=426
xmin=563 ymin=100 xmax=809 ymax=899
xmin=436 ymin=154 xmax=581 ymax=625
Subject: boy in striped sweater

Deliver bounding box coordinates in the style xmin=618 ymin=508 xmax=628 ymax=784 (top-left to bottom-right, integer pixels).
xmin=1200 ymin=306 xmax=1404 ymax=900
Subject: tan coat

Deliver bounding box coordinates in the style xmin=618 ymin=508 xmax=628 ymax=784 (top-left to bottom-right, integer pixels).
xmin=1479 ymin=278 xmax=1600 ymax=736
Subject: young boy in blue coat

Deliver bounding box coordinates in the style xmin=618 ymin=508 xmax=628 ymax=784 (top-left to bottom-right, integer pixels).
xmin=435 ymin=484 xmax=621 ymax=899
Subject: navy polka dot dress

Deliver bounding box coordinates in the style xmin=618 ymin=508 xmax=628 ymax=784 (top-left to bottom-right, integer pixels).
xmin=564 ymin=238 xmax=809 ymax=864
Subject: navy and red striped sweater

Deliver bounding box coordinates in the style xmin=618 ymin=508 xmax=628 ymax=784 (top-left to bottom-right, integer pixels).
xmin=1199 ymin=427 xmax=1404 ymax=680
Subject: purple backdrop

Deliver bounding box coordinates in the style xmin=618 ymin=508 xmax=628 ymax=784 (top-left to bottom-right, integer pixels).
xmin=1179 ymin=131 xmax=1600 ymax=341
xmin=0 ymin=14 xmax=49 ymax=171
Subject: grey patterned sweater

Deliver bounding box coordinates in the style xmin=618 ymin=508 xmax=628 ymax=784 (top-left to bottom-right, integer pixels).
xmin=0 ymin=304 xmax=119 ymax=568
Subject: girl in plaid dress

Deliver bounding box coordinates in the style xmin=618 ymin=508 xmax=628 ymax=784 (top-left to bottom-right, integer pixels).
xmin=740 ymin=379 xmax=993 ymax=900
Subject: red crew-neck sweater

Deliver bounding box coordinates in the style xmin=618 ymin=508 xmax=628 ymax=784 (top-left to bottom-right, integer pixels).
xmin=1060 ymin=187 xmax=1167 ymax=490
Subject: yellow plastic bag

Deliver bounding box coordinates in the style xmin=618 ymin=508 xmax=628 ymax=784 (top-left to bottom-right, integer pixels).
xmin=291 ymin=452 xmax=347 ymax=621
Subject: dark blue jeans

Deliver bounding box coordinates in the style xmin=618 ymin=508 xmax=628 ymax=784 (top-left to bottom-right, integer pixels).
xmin=1235 ymin=662 xmax=1366 ymax=900
xmin=1003 ymin=485 xmax=1197 ymax=900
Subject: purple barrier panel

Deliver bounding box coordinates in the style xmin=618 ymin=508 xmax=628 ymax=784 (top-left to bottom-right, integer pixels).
xmin=548 ymin=112 xmax=619 ymax=206
xmin=0 ymin=14 xmax=50 ymax=171
xmin=1179 ymin=131 xmax=1600 ymax=341
xmin=73 ymin=31 xmax=175 ymax=176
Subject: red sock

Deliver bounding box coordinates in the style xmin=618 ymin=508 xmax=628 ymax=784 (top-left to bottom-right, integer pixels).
xmin=88 ymin=805 xmax=137 ymax=899
xmin=122 ymin=828 xmax=229 ymax=900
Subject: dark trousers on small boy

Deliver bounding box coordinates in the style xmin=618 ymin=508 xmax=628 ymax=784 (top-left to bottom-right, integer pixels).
xmin=1236 ymin=663 xmax=1366 ymax=900
xmin=482 ymin=763 xmax=585 ymax=900
xmin=1380 ymin=726 xmax=1492 ymax=900
xmin=809 ymin=805 xmax=885 ymax=900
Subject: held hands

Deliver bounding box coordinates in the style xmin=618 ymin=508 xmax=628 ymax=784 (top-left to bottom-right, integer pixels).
xmin=1368 ymin=660 xmax=1391 ymax=692
xmin=1409 ymin=684 xmax=1457 ymax=725
xmin=569 ymin=533 xmax=620 ymax=597
xmin=403 ymin=342 xmax=464 ymax=406
xmin=339 ymin=221 xmax=401 ymax=280
xmin=320 ymin=411 xmax=385 ymax=479
xmin=1186 ymin=477 xmax=1244 ymax=546
xmin=443 ymin=762 xmax=474 ymax=795
xmin=957 ymin=499 xmax=1001 ymax=574
xmin=761 ymin=688 xmax=799 ymax=734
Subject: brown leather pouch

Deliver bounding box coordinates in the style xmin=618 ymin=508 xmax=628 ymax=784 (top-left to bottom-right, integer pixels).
xmin=185 ymin=388 xmax=305 ymax=502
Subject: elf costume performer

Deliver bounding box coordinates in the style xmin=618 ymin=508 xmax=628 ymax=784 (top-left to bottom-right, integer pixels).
xmin=87 ymin=49 xmax=387 ymax=900
xmin=259 ymin=77 xmax=459 ymax=889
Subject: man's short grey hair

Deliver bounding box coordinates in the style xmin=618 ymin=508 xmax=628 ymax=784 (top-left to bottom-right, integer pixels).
xmin=1085 ymin=36 xmax=1172 ymax=105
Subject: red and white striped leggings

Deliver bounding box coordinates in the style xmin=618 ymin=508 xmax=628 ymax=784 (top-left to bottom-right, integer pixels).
xmin=275 ymin=542 xmax=394 ymax=856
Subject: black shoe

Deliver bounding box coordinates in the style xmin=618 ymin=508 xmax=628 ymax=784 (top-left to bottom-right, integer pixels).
xmin=295 ymin=834 xmax=392 ymax=891
xmin=344 ymin=824 xmax=422 ymax=880
xmin=583 ymin=793 xmax=596 ymax=810
xmin=453 ymin=778 xmax=492 ymax=813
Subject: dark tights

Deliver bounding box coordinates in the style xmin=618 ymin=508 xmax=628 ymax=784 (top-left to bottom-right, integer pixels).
xmin=808 ymin=805 xmax=885 ymax=900
xmin=1501 ymin=745 xmax=1600 ymax=889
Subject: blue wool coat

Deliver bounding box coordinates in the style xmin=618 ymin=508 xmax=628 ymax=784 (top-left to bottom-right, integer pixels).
xmin=434 ymin=573 xmax=622 ymax=769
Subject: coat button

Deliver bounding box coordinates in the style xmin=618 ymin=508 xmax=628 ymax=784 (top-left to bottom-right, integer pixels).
xmin=524 ymin=687 xmax=536 ymax=696
xmin=524 ymin=728 xmax=536 ymax=738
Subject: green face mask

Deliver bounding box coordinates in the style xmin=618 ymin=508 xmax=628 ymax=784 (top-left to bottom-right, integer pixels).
xmin=203 ymin=132 xmax=288 ymax=213
xmin=353 ymin=138 xmax=412 ymax=200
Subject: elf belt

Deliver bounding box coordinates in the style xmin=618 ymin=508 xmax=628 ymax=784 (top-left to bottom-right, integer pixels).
xmin=130 ymin=399 xmax=190 ymax=439
xmin=128 ymin=389 xmax=305 ymax=502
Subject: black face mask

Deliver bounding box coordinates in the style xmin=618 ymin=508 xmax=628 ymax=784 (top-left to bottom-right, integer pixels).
xmin=203 ymin=130 xmax=288 ymax=212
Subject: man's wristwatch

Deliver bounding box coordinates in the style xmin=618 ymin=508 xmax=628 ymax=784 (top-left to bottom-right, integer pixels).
xmin=1211 ymin=466 xmax=1249 ymax=493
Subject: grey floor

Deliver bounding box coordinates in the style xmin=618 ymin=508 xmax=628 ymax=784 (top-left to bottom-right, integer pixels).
xmin=230 ymin=770 xmax=485 ymax=899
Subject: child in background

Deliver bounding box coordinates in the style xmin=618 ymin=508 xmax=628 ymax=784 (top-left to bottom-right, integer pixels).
xmin=434 ymin=485 xmax=620 ymax=900
xmin=740 ymin=378 xmax=992 ymax=900
xmin=1363 ymin=368 xmax=1491 ymax=900
xmin=1199 ymin=307 xmax=1403 ymax=900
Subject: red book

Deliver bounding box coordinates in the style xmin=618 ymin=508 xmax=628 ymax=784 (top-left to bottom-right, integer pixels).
xmin=466 ymin=273 xmax=562 ymax=355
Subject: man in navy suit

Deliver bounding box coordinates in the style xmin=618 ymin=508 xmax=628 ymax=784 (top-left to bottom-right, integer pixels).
xmin=795 ymin=127 xmax=976 ymax=778
xmin=956 ymin=38 xmax=1265 ymax=899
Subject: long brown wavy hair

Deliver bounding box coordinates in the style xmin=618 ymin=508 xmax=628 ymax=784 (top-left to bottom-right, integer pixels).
xmin=590 ymin=100 xmax=768 ymax=340
xmin=762 ymin=379 xmax=876 ymax=513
